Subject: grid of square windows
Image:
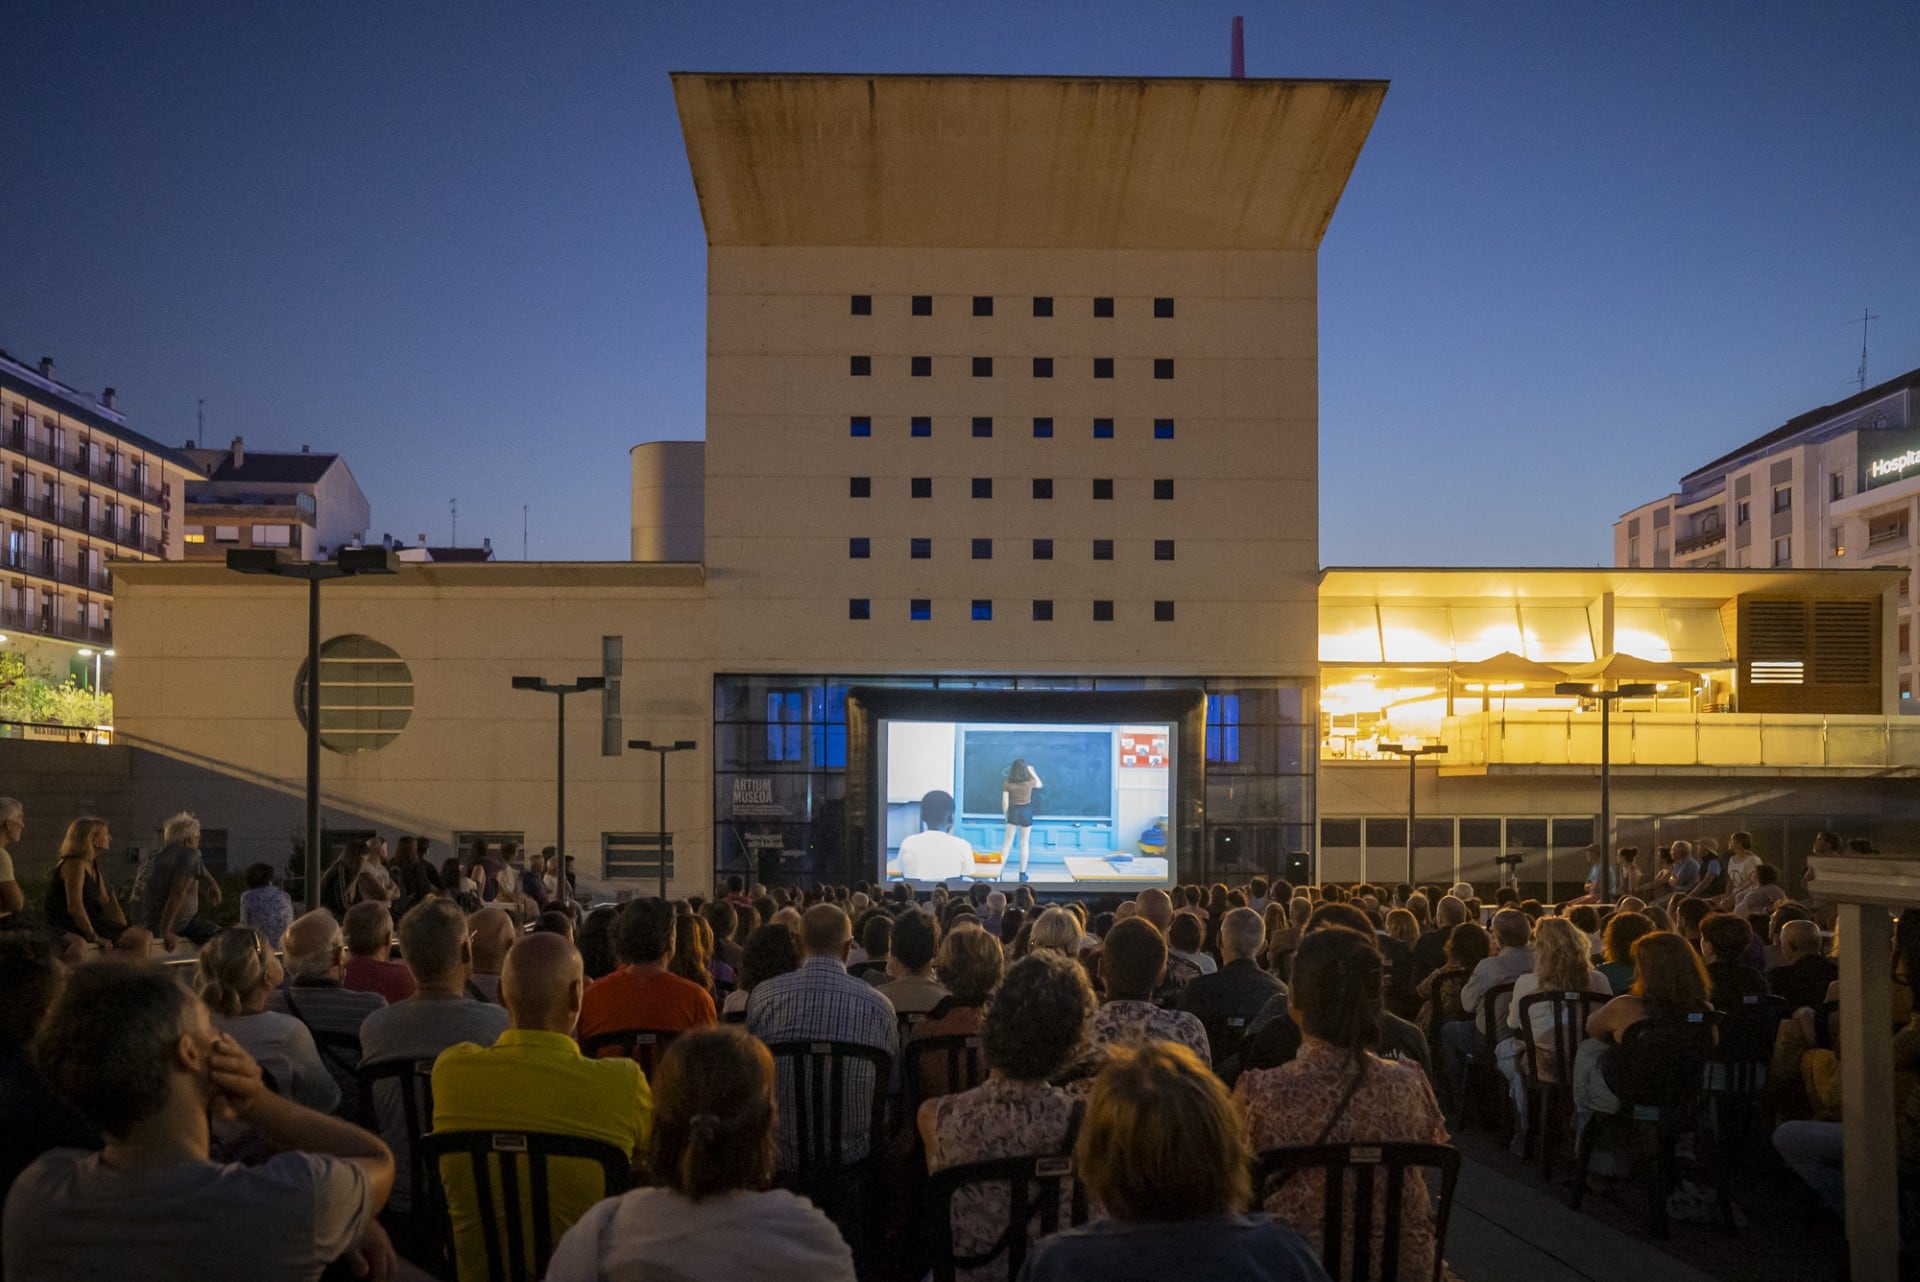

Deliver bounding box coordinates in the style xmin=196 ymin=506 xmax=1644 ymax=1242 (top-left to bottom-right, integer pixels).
xmin=1154 ymin=479 xmax=1174 ymax=500
xmin=1033 ymin=296 xmax=1053 ymax=317
xmin=972 ymin=538 xmax=992 ymax=560
xmin=1154 ymin=358 xmax=1174 ymax=379
xmin=849 ymin=537 xmax=870 ymax=558
xmin=912 ymin=416 xmax=932 ymax=437
xmin=910 ymin=599 xmax=931 ymax=620
xmin=912 ymin=477 xmax=932 ymax=498
xmin=1154 ymin=539 xmax=1175 ymax=561
xmin=972 ymin=478 xmax=993 ymax=499
xmin=911 ymin=356 xmax=932 ymax=377
xmin=849 ymin=598 xmax=870 ymax=619
xmin=1153 ymin=418 xmax=1174 ymax=439
xmin=851 ymin=356 xmax=871 ymax=376
xmin=1032 ymin=478 xmax=1053 ymax=500
xmin=911 ymin=538 xmax=932 ymax=559
xmin=1093 ymin=418 xmax=1114 ymax=439
xmin=972 ymin=357 xmax=993 ymax=377
xmin=1032 ymin=417 xmax=1053 ymax=438
xmin=1093 ymin=539 xmax=1113 ymax=560
xmin=1154 ymin=297 xmax=1174 ymax=318
xmin=1093 ymin=479 xmax=1113 ymax=500
xmin=973 ymin=296 xmax=993 ymax=316
xmin=851 ymin=295 xmax=872 ymax=315
xmin=1093 ymin=600 xmax=1114 ymax=621
xmin=1154 ymin=600 xmax=1175 ymax=622
xmin=971 ymin=600 xmax=993 ymax=621
xmin=1032 ymin=600 xmax=1053 ymax=621
xmin=1032 ymin=539 xmax=1053 ymax=560
xmin=1094 ymin=297 xmax=1114 ymax=317
xmin=1094 ymin=357 xmax=1114 ymax=379
xmin=849 ymin=416 xmax=871 ymax=437
xmin=849 ymin=477 xmax=870 ymax=498
xmin=1033 ymin=357 xmax=1053 ymax=378
xmin=912 ymin=295 xmax=933 ymax=316
xmin=972 ymin=416 xmax=993 ymax=438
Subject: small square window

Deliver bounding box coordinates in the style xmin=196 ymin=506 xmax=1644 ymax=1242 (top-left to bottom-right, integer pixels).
xmin=1032 ymin=538 xmax=1053 ymax=560
xmin=912 ymin=477 xmax=933 ymax=499
xmin=1032 ymin=357 xmax=1053 ymax=378
xmin=1093 ymin=418 xmax=1114 ymax=439
xmin=849 ymin=537 xmax=870 ymax=558
xmin=971 ymin=600 xmax=993 ymax=621
xmin=1154 ymin=539 xmax=1174 ymax=561
xmin=1154 ymin=358 xmax=1174 ymax=379
xmin=912 ymin=295 xmax=933 ymax=316
xmin=1153 ymin=479 xmax=1174 ymax=500
xmin=911 ymin=416 xmax=932 ymax=437
xmin=1032 ymin=417 xmax=1054 ymax=438
xmin=849 ymin=477 xmax=871 ymax=498
xmin=1032 ymin=599 xmax=1054 ymax=622
xmin=1094 ymin=297 xmax=1114 ymax=318
xmin=1033 ymin=296 xmax=1053 ymax=317
xmin=851 ymin=294 xmax=872 ymax=315
xmin=1153 ymin=418 xmax=1174 ymax=440
xmin=850 ymin=356 xmax=871 ymax=376
xmin=849 ymin=416 xmax=871 ymax=437
xmin=849 ymin=598 xmax=870 ymax=620
xmin=1093 ymin=479 xmax=1114 ymax=500
xmin=1153 ymin=297 xmax=1174 ymax=318
xmin=972 ymin=416 xmax=993 ymax=438
xmin=1093 ymin=600 xmax=1114 ymax=621
xmin=972 ymin=538 xmax=993 ymax=560
xmin=911 ymin=538 xmax=932 ymax=559
xmin=1093 ymin=539 xmax=1113 ymax=560
xmin=972 ymin=477 xmax=993 ymax=499
xmin=972 ymin=356 xmax=993 ymax=378
xmin=1094 ymin=357 xmax=1114 ymax=379
xmin=1154 ymin=600 xmax=1175 ymax=622
xmin=1032 ymin=478 xmax=1053 ymax=500
xmin=910 ymin=599 xmax=931 ymax=621
xmin=972 ymin=296 xmax=993 ymax=316
xmin=911 ymin=356 xmax=932 ymax=377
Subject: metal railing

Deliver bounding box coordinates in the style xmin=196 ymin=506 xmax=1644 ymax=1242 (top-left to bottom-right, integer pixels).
xmin=0 ymin=717 xmax=112 ymax=745
xmin=1435 ymin=709 xmax=1920 ymax=770
xmin=4 ymin=428 xmax=166 ymax=506
xmin=0 ymin=607 xmax=112 ymax=646
xmin=1867 ymin=525 xmax=1910 ymax=551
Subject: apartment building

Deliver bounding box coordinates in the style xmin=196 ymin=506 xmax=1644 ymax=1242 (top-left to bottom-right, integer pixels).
xmin=182 ymin=436 xmax=371 ymax=562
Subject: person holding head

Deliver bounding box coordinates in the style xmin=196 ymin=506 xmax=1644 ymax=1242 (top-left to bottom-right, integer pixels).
xmin=1236 ymin=927 xmax=1452 ymax=1282
xmin=0 ymin=797 xmax=24 ymax=924
xmin=44 ymin=816 xmax=148 ymax=957
xmin=1494 ymin=917 xmax=1612 ymax=1132
xmin=898 ymin=790 xmax=976 ymax=885
xmin=198 ymin=926 xmax=339 ymax=1114
xmin=1021 ymin=1041 xmax=1326 ymax=1282
xmin=239 ymin=862 xmax=296 ymax=950
xmin=432 ymin=933 xmax=652 ymax=1278
xmin=268 ymin=909 xmax=387 ymax=1105
xmin=1082 ymin=917 xmax=1211 ymax=1065
xmin=466 ymin=905 xmax=518 ymax=1003
xmin=3 ymin=962 xmax=395 ymax=1281
xmin=340 ymin=901 xmax=416 ymax=1004
xmin=996 ymin=758 xmax=1045 ymax=883
xmin=879 ymin=908 xmax=949 ymax=1017
xmin=1180 ymin=907 xmax=1285 ymax=1070
xmin=545 ymin=1027 xmax=854 ymax=1281
xmin=1595 ymin=910 xmax=1656 ymax=995
xmin=578 ymin=898 xmax=718 ymax=1046
xmin=746 ymin=904 xmax=899 ymax=1171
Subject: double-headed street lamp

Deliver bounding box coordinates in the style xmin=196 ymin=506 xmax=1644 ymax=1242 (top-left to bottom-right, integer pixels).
xmin=227 ymin=546 xmax=397 ymax=908
xmin=1555 ymin=681 xmax=1658 ymax=901
xmin=1378 ymin=740 xmax=1448 ymax=884
xmin=511 ymin=675 xmax=607 ymax=912
xmin=629 ymin=739 xmax=696 ymax=901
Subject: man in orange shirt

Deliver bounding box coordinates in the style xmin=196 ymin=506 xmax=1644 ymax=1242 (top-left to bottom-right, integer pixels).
xmin=577 ymin=898 xmax=716 ymax=1049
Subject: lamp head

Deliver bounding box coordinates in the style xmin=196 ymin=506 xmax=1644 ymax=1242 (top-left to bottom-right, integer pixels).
xmin=225 ymin=548 xmax=284 ymax=575
xmin=335 ymin=546 xmax=399 ymax=576
xmin=672 ymin=740 xmax=696 ymax=751
xmin=576 ymin=676 xmax=607 ymax=692
xmin=511 ymin=676 xmax=546 ymax=691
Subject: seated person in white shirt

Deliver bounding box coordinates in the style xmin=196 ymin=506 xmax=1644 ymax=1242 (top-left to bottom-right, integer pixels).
xmin=896 ymin=791 xmax=974 ymax=885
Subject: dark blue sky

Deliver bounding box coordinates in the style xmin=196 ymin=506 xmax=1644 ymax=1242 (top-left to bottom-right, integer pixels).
xmin=5 ymin=2 xmax=1916 ymax=563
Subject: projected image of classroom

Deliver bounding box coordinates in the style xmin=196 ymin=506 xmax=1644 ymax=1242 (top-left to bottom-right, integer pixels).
xmin=880 ymin=720 xmax=1175 ymax=888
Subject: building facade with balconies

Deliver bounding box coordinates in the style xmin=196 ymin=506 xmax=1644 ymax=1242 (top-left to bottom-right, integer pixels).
xmin=0 ymin=349 xmax=195 ymax=673
xmin=1615 ymin=366 xmax=1920 ymax=707
xmin=181 ymin=437 xmax=370 ymax=562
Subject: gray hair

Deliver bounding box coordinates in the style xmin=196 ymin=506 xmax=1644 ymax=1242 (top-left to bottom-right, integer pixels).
xmin=1219 ymin=907 xmax=1265 ymax=960
xmin=1027 ymin=906 xmax=1082 ymax=955
xmin=162 ymin=811 xmax=201 ymax=846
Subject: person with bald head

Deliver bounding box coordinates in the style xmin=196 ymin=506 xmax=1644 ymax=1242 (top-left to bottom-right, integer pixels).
xmin=465 ymin=905 xmax=518 ymax=1003
xmin=746 ymin=903 xmax=898 ymax=1173
xmin=1769 ymin=917 xmax=1838 ymax=1014
xmin=432 ymin=932 xmax=652 ymax=1280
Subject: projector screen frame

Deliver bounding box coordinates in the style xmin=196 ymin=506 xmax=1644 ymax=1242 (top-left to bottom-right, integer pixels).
xmin=845 ymin=685 xmax=1207 ymax=891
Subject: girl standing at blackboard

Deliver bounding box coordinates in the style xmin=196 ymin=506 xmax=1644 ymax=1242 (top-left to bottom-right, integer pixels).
xmin=998 ymin=758 xmax=1044 ymax=882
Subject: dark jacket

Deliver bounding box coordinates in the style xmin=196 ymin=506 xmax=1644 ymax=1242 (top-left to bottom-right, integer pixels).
xmin=1179 ymin=958 xmax=1285 ymax=1065
xmin=1240 ymin=992 xmax=1431 ymax=1077
xmin=1769 ymin=953 xmax=1839 ymax=1013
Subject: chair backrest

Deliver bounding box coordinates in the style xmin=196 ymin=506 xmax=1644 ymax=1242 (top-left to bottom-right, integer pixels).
xmin=927 ymin=1149 xmax=1091 ymax=1282
xmin=907 ymin=1033 xmax=988 ymax=1108
xmin=1712 ymin=993 xmax=1785 ymax=1094
xmin=899 ymin=1008 xmax=931 ymax=1048
xmin=1200 ymin=1013 xmax=1255 ymax=1069
xmin=358 ymin=1058 xmax=436 ymax=1204
xmin=1615 ymin=1010 xmax=1722 ymax=1114
xmin=1478 ymin=980 xmax=1518 ymax=1057
xmin=579 ymin=1027 xmax=680 ymax=1078
xmin=1515 ymin=990 xmax=1610 ymax=1088
xmin=1253 ymin=1142 xmax=1462 ymax=1282
xmin=418 ymin=1129 xmax=630 ymax=1282
xmin=765 ymin=1040 xmax=892 ymax=1187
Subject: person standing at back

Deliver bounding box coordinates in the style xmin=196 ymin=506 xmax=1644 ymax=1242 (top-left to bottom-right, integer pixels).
xmin=577 ymin=898 xmax=717 ymax=1047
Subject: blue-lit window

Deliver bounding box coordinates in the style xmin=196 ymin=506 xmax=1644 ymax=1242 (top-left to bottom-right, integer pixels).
xmin=911 ymin=599 xmax=931 ymax=621
xmin=849 ymin=538 xmax=870 ymax=559
xmin=911 ymin=538 xmax=932 ymax=559
xmin=972 ymin=600 xmax=993 ymax=621
xmin=1094 ymin=419 xmax=1114 ymax=439
xmin=809 ymin=685 xmax=848 ymax=767
xmin=1154 ymin=419 xmax=1174 ymax=439
xmin=1207 ymin=693 xmax=1241 ymax=764
xmin=912 ymin=416 xmax=932 ymax=437
xmin=767 ymin=691 xmax=805 ymax=761
xmin=972 ymin=417 xmax=993 ymax=438
xmin=848 ymin=599 xmax=870 ymax=621
xmin=850 ymin=416 xmax=871 ymax=437
xmin=1033 ymin=417 xmax=1054 ymax=438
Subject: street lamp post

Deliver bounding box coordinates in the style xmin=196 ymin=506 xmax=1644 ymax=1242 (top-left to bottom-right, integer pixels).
xmin=511 ymin=675 xmax=607 ymax=912
xmin=629 ymin=739 xmax=696 ymax=901
xmin=227 ymin=547 xmax=396 ymax=909
xmin=1378 ymin=741 xmax=1448 ymax=885
xmin=1555 ymin=681 xmax=1658 ymax=901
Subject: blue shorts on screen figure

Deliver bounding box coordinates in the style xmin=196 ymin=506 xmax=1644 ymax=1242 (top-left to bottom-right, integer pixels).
xmin=998 ymin=759 xmax=1044 ymax=881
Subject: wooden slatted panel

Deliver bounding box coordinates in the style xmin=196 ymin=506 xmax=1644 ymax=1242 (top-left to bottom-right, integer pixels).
xmin=1812 ymin=600 xmax=1876 ymax=685
xmin=1746 ymin=599 xmax=1806 ymax=684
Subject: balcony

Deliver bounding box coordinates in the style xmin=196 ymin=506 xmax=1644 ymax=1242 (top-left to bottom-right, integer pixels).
xmin=0 ymin=606 xmax=112 ymax=647
xmin=1675 ymin=526 xmax=1727 ymax=555
xmin=0 ymin=488 xmax=164 ymax=557
xmin=1434 ymin=709 xmax=1920 ymax=771
xmin=3 ymin=428 xmax=166 ymax=506
xmin=0 ymin=549 xmax=112 ymax=592
xmin=1867 ymin=524 xmax=1911 ymax=552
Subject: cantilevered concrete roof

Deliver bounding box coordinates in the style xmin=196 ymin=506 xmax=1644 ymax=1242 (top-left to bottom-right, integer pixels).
xmin=1321 ymin=566 xmax=1904 ymax=604
xmin=672 ymin=73 xmax=1387 ymax=250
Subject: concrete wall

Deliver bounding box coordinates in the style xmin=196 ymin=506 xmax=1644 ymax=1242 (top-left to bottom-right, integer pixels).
xmin=0 ymin=738 xmax=133 ymax=883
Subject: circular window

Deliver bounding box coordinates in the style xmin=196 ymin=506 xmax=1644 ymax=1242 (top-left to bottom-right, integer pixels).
xmin=293 ymin=635 xmax=414 ymax=753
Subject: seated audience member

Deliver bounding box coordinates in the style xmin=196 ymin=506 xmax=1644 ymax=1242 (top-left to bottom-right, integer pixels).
xmin=1572 ymin=932 xmax=1713 ymax=1134
xmin=579 ymin=899 xmax=718 ymax=1046
xmin=579 ymin=906 xmax=619 ymax=980
xmin=465 ymin=906 xmax=518 ymax=1003
xmin=1169 ymin=912 xmax=1219 ymax=976
xmin=1236 ymin=926 xmax=1452 ymax=1282
xmin=1416 ymin=920 xmax=1492 ymax=1051
xmin=199 ymin=927 xmax=340 ymax=1114
xmin=0 ymin=798 xmax=23 ymax=926
xmin=1700 ymin=912 xmax=1768 ymax=1009
xmin=914 ymin=924 xmax=1004 ymax=1040
xmin=341 ymin=901 xmax=416 ymax=1005
xmin=880 ymin=909 xmax=950 ymax=1018
xmin=1735 ymin=863 xmax=1788 ymax=917
xmin=668 ymin=909 xmax=722 ymax=996
xmin=1134 ymin=890 xmax=1202 ymax=1000
xmin=44 ymin=817 xmax=150 ymax=957
xmin=4 ymin=962 xmax=394 ymax=1281
xmin=129 ymin=811 xmax=225 ymax=949
xmin=537 ymin=909 xmax=577 ymax=941
xmin=1410 ymin=896 xmax=1468 ymax=989
xmin=546 ymin=1027 xmax=855 ymax=1282
xmin=1596 ymin=911 xmax=1654 ymax=995
xmin=239 ymin=862 xmax=296 ymax=949
xmin=0 ymin=934 xmax=99 ymax=1207
xmin=1496 ymin=917 xmax=1611 ymax=1131
xmin=1438 ymin=908 xmax=1535 ymax=1092
xmin=1770 ymin=919 xmax=1839 ymax=1014
xmin=850 ymin=911 xmax=891 ymax=976
xmin=981 ymin=890 xmax=1008 ymax=939
xmin=1241 ymin=904 xmax=1431 ymax=1077
xmin=1378 ymin=908 xmax=1421 ymax=1017
xmin=1181 ymin=907 xmax=1284 ymax=1068
xmin=703 ymin=900 xmax=743 ymax=974
xmin=723 ymin=922 xmax=802 ymax=1019
xmin=747 ymin=904 xmax=899 ymax=1170
xmin=432 ymin=933 xmax=653 ymax=1279
xmin=1026 ymin=907 xmax=1083 ymax=958
xmin=897 ymin=789 xmax=975 ymax=885
xmin=1565 ymin=905 xmax=1602 ymax=961
xmin=1081 ymin=917 xmax=1211 ymax=1066
xmin=1021 ymin=1041 xmax=1327 ymax=1282
xmin=269 ymin=909 xmax=386 ymax=1105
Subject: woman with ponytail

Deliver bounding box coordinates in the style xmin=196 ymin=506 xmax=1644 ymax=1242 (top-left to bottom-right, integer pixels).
xmin=545 ymin=1026 xmax=854 ymax=1281
xmin=1234 ymin=926 xmax=1457 ymax=1282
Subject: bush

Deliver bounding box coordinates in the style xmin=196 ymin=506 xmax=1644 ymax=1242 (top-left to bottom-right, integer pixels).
xmin=0 ymin=652 xmax=111 ymax=727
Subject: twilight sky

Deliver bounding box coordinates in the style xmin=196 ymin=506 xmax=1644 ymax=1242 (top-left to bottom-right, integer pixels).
xmin=4 ymin=2 xmax=1916 ymax=564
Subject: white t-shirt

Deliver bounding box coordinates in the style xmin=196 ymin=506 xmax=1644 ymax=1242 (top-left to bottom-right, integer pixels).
xmin=546 ymin=1187 xmax=855 ymax=1282
xmin=897 ymin=829 xmax=974 ymax=882
xmin=1726 ymin=851 xmax=1761 ymax=893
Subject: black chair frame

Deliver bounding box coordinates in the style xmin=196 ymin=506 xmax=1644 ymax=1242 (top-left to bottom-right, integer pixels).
xmin=418 ymin=1129 xmax=630 ymax=1282
xmin=1515 ymin=990 xmax=1611 ymax=1180
xmin=906 ymin=1033 xmax=988 ymax=1113
xmin=1459 ymin=979 xmax=1517 ymax=1128
xmin=357 ymin=1058 xmax=437 ymax=1220
xmin=926 ymin=1150 xmax=1091 ymax=1282
xmin=766 ymin=1039 xmax=894 ymax=1190
xmin=1253 ymin=1142 xmax=1462 ymax=1282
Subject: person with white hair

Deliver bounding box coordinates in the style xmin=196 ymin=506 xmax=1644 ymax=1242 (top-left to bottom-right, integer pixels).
xmin=983 ymin=890 xmax=1008 ymax=938
xmin=1178 ymin=907 xmax=1283 ymax=1070
xmin=128 ymin=810 xmax=224 ymax=949
xmin=0 ymin=796 xmax=23 ymax=924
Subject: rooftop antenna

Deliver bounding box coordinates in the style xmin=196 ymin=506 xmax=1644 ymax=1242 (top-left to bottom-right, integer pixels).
xmin=449 ymin=496 xmax=457 ymax=547
xmin=1853 ymin=307 xmax=1880 ymax=393
xmin=1230 ymin=16 xmax=1245 ymax=78
xmin=196 ymin=398 xmax=204 ymax=448
xmin=522 ymin=504 xmax=529 ymax=560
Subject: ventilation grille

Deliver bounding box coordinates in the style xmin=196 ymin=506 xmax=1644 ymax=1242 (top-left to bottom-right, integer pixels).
xmin=1811 ymin=600 xmax=1876 ymax=684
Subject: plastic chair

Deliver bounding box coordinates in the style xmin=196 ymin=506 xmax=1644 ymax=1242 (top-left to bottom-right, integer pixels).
xmin=358 ymin=1058 xmax=436 ymax=1199
xmin=766 ymin=1039 xmax=893 ymax=1266
xmin=1515 ymin=990 xmax=1611 ymax=1179
xmin=927 ymin=1150 xmax=1091 ymax=1282
xmin=579 ymin=1027 xmax=680 ymax=1078
xmin=1200 ymin=1013 xmax=1254 ymax=1071
xmin=1252 ymin=1142 xmax=1462 ymax=1282
xmin=418 ymin=1129 xmax=630 ymax=1282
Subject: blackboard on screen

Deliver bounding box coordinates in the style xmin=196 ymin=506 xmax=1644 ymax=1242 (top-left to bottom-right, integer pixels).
xmin=960 ymin=729 xmax=1114 ymax=819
